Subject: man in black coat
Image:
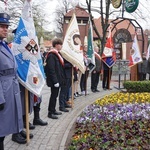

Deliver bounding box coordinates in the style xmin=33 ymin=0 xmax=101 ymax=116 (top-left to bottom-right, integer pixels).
xmin=59 ymin=59 xmax=72 ymax=112
xmin=45 ymin=38 xmax=65 ymax=119
xmin=102 ymin=62 xmax=112 ymax=90
xmin=91 ymin=46 xmax=101 ymax=92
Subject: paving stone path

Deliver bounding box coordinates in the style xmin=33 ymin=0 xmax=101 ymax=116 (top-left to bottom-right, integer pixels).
xmin=4 ymin=77 xmax=119 ymax=150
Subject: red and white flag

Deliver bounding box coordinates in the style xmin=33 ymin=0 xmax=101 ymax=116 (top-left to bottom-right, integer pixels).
xmin=102 ymin=25 xmax=116 ymax=68
xmin=102 ymin=27 xmax=113 ymax=58
xmin=128 ymin=34 xmax=142 ymax=67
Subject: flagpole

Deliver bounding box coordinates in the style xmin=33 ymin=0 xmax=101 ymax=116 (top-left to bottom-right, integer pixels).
xmin=4 ymin=0 xmax=8 ymax=11
xmin=25 ymin=88 xmax=30 ymax=144
xmin=108 ymin=68 xmax=110 ymax=89
xmin=135 ymin=64 xmax=138 ymax=81
xmin=85 ymin=67 xmax=88 ymax=96
xmin=71 ymin=67 xmax=74 ymax=109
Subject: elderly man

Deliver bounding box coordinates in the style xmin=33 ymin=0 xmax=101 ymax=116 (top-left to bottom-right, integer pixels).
xmin=0 ymin=13 xmax=24 ymax=150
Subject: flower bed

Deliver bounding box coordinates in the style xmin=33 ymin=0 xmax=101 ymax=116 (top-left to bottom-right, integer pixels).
xmin=67 ymin=92 xmax=150 ymax=150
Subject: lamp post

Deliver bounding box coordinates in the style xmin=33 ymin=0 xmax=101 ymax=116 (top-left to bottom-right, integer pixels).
xmin=121 ymin=0 xmax=125 ymax=18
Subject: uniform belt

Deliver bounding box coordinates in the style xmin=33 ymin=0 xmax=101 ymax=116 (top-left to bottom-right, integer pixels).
xmin=0 ymin=74 xmax=17 ymax=81
xmin=0 ymin=69 xmax=15 ymax=75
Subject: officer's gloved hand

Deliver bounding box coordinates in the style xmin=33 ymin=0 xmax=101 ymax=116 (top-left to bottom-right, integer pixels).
xmin=0 ymin=103 xmax=5 ymax=111
xmin=54 ymin=83 xmax=59 ymax=87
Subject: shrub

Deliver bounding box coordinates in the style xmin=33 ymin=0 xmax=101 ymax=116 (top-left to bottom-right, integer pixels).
xmin=123 ymin=81 xmax=150 ymax=92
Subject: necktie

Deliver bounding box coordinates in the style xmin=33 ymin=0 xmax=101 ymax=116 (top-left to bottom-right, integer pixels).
xmin=0 ymin=41 xmax=12 ymax=55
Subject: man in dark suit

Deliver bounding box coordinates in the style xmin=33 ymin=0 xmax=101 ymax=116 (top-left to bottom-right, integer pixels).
xmin=102 ymin=62 xmax=112 ymax=90
xmin=59 ymin=59 xmax=72 ymax=112
xmin=91 ymin=46 xmax=101 ymax=92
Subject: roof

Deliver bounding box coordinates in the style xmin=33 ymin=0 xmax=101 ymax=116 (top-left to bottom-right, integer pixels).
xmin=65 ymin=6 xmax=89 ymax=18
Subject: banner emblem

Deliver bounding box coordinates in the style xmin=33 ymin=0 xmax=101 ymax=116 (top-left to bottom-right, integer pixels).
xmin=25 ymin=39 xmax=38 ymax=55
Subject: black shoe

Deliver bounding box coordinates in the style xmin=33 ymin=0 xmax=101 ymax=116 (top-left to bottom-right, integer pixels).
xmin=33 ymin=119 xmax=48 ymax=126
xmin=103 ymin=88 xmax=107 ymax=90
xmin=53 ymin=111 xmax=62 ymax=115
xmin=12 ymin=133 xmax=27 ymax=144
xmin=76 ymin=92 xmax=81 ymax=96
xmin=48 ymin=113 xmax=58 ymax=119
xmin=24 ymin=122 xmax=35 ymax=130
xmin=59 ymin=108 xmax=69 ymax=112
xmin=74 ymin=93 xmax=80 ymax=97
xmin=91 ymin=89 xmax=96 ymax=93
xmin=20 ymin=130 xmax=33 ymax=139
xmin=95 ymin=89 xmax=100 ymax=92
xmin=74 ymin=93 xmax=78 ymax=97
xmin=107 ymin=88 xmax=112 ymax=90
xmin=76 ymin=92 xmax=81 ymax=97
xmin=65 ymin=104 xmax=71 ymax=108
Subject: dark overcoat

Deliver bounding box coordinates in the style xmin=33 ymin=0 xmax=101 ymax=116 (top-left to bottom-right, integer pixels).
xmin=147 ymin=58 xmax=150 ymax=74
xmin=63 ymin=59 xmax=72 ymax=79
xmin=45 ymin=52 xmax=65 ymax=87
xmin=0 ymin=41 xmax=23 ymax=137
xmin=93 ymin=56 xmax=101 ymax=72
xmin=138 ymin=58 xmax=147 ymax=74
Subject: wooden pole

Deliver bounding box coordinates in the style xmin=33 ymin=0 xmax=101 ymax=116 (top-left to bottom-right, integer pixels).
xmin=108 ymin=68 xmax=111 ymax=89
xmin=71 ymin=67 xmax=74 ymax=109
xmin=25 ymin=88 xmax=30 ymax=144
xmin=135 ymin=64 xmax=138 ymax=81
xmin=85 ymin=68 xmax=88 ymax=96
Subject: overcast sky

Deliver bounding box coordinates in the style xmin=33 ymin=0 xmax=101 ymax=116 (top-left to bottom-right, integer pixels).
xmin=40 ymin=0 xmax=150 ymax=31
xmin=0 ymin=0 xmax=150 ymax=31
xmin=79 ymin=0 xmax=150 ymax=30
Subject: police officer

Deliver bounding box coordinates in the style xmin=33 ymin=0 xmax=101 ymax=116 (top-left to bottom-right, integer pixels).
xmin=0 ymin=13 xmax=24 ymax=150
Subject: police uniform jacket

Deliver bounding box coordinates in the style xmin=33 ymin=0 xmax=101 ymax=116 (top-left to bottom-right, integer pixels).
xmin=0 ymin=41 xmax=23 ymax=137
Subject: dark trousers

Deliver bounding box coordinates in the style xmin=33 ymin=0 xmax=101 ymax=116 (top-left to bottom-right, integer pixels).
xmin=139 ymin=73 xmax=146 ymax=81
xmin=59 ymin=78 xmax=71 ymax=108
xmin=91 ymin=71 xmax=100 ymax=90
xmin=102 ymin=69 xmax=112 ymax=89
xmin=0 ymin=137 xmax=5 ymax=150
xmin=48 ymin=87 xmax=59 ymax=114
xmin=80 ymin=70 xmax=89 ymax=92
